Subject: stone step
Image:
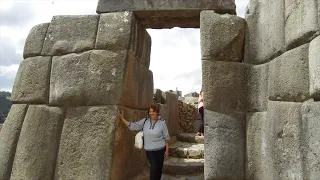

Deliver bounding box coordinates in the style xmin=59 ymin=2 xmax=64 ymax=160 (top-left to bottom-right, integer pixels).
xmin=163 ymin=157 xmax=204 ymax=175
xmin=177 ymin=133 xmax=204 ymax=144
xmin=169 ymin=141 xmax=204 ymax=159
xmin=161 ymin=173 xmax=204 ymax=180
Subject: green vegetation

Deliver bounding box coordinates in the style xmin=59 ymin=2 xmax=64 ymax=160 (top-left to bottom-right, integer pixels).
xmin=0 ymin=91 xmax=12 ymax=124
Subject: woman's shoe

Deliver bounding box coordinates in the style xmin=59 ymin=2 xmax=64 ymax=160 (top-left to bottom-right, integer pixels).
xmin=201 ymin=133 xmax=204 ymax=136
xmin=196 ymin=132 xmax=201 ymax=136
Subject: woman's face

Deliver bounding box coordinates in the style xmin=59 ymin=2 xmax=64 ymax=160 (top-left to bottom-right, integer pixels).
xmin=149 ymin=108 xmax=158 ymax=119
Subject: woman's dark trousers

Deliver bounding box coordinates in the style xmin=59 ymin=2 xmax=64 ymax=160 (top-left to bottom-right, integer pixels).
xmin=198 ymin=106 xmax=204 ymax=134
xmin=145 ymin=147 xmax=166 ymax=180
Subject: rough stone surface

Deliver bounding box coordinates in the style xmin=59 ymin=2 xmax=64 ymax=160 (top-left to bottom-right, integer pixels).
xmin=268 ymin=44 xmax=310 ymax=102
xmin=169 ymin=141 xmax=204 ymax=159
xmin=11 ymin=105 xmax=64 ymax=180
xmin=163 ymin=157 xmax=204 ymax=175
xmin=309 ymin=36 xmax=320 ymax=100
xmin=247 ymin=63 xmax=269 ymax=112
xmin=163 ymin=92 xmax=179 ymax=136
xmin=95 ymin=12 xmax=151 ymax=68
xmin=285 ymin=0 xmax=319 ymax=49
xmin=204 ymin=109 xmax=245 ymax=180
xmin=41 ymin=15 xmax=99 ymax=56
xmin=201 ymin=11 xmax=245 ymax=62
xmin=244 ymin=0 xmax=285 ymax=64
xmin=301 ymin=101 xmax=320 ymax=180
xmin=96 ymin=0 xmax=236 ymax=28
xmin=11 ymin=56 xmax=51 ymax=104
xmin=177 ymin=133 xmax=204 ymax=144
xmin=23 ymin=23 xmax=49 ymax=58
xmin=246 ymin=112 xmax=267 ymax=180
xmin=0 ymin=105 xmax=28 ymax=180
xmin=178 ymin=101 xmax=198 ymax=133
xmin=55 ymin=106 xmax=148 ymax=180
xmin=266 ymin=101 xmax=304 ymax=180
xmin=202 ymin=60 xmax=248 ymax=113
xmin=50 ymin=50 xmax=153 ymax=108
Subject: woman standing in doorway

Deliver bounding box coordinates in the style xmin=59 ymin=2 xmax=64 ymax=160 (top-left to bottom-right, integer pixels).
xmin=197 ymin=90 xmax=204 ymax=136
xmin=118 ymin=104 xmax=170 ymax=180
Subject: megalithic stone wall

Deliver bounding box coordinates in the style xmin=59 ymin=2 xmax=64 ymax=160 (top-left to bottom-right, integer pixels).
xmin=200 ymin=11 xmax=247 ymax=180
xmin=245 ymin=0 xmax=320 ymax=179
xmin=0 ymin=12 xmax=153 ymax=180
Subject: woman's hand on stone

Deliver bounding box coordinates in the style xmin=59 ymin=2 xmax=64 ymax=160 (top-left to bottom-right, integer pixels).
xmin=164 ymin=150 xmax=169 ymax=158
xmin=118 ymin=110 xmax=124 ymax=120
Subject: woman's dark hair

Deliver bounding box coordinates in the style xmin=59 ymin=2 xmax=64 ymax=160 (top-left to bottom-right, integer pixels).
xmin=148 ymin=104 xmax=160 ymax=114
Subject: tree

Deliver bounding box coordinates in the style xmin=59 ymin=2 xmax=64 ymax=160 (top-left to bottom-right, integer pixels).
xmin=0 ymin=91 xmax=12 ymax=123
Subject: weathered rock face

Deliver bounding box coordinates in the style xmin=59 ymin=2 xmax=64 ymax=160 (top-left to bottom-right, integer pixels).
xmin=23 ymin=23 xmax=49 ymax=59
xmin=11 ymin=105 xmax=64 ymax=180
xmin=96 ymin=0 xmax=236 ymax=28
xmin=0 ymin=105 xmax=28 ymax=180
xmin=309 ymin=36 xmax=320 ymax=100
xmin=178 ymin=101 xmax=198 ymax=133
xmin=268 ymin=44 xmax=310 ymax=102
xmin=201 ymin=11 xmax=246 ymax=62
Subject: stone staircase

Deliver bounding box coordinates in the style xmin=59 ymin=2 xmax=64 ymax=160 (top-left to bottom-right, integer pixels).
xmin=161 ymin=133 xmax=204 ymax=180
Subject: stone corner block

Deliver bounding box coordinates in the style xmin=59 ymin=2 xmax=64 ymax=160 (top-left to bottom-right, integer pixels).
xmin=11 ymin=56 xmax=52 ymax=104
xmin=41 ymin=15 xmax=99 ymax=56
xmin=11 ymin=105 xmax=63 ymax=180
xmin=268 ymin=44 xmax=310 ymax=102
xmin=23 ymin=23 xmax=49 ymax=59
xmin=95 ymin=12 xmax=151 ymax=68
xmin=204 ymin=109 xmax=245 ymax=180
xmin=0 ymin=104 xmax=28 ymax=180
xmin=200 ymin=11 xmax=245 ymax=62
xmin=202 ymin=60 xmax=248 ymax=113
xmin=50 ymin=50 xmax=153 ymax=108
xmin=284 ymin=0 xmax=318 ymax=50
xmin=247 ymin=63 xmax=269 ymax=112
xmin=244 ymin=1 xmax=285 ymax=64
xmin=301 ymin=101 xmax=320 ymax=180
xmin=309 ymin=36 xmax=320 ymax=100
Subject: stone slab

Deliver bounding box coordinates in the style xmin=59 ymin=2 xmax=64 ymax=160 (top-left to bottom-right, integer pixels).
xmin=268 ymin=44 xmax=310 ymax=102
xmin=204 ymin=109 xmax=245 ymax=180
xmin=50 ymin=50 xmax=153 ymax=108
xmin=41 ymin=15 xmax=99 ymax=56
xmin=244 ymin=0 xmax=285 ymax=64
xmin=309 ymin=36 xmax=320 ymax=100
xmin=266 ymin=101 xmax=304 ymax=180
xmin=163 ymin=157 xmax=204 ymax=175
xmin=285 ymin=0 xmax=319 ymax=49
xmin=247 ymin=63 xmax=269 ymax=112
xmin=201 ymin=11 xmax=245 ymax=62
xmin=23 ymin=23 xmax=49 ymax=59
xmin=55 ymin=106 xmax=148 ymax=180
xmin=202 ymin=60 xmax=248 ymax=113
xmin=246 ymin=112 xmax=267 ymax=180
xmin=96 ymin=0 xmax=236 ymax=28
xmin=11 ymin=56 xmax=51 ymax=104
xmin=11 ymin=105 xmax=64 ymax=180
xmin=301 ymin=101 xmax=320 ymax=180
xmin=0 ymin=104 xmax=28 ymax=180
xmin=95 ymin=12 xmax=151 ymax=68
xmin=164 ymin=92 xmax=179 ymax=136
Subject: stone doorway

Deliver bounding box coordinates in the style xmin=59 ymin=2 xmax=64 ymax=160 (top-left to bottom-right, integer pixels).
xmin=0 ymin=1 xmax=249 ymax=180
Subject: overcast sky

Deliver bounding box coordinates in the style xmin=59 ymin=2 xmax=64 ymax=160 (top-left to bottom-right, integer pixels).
xmin=0 ymin=0 xmax=249 ymax=95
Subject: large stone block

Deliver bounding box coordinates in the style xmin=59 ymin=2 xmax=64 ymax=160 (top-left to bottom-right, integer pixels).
xmin=204 ymin=109 xmax=245 ymax=179
xmin=11 ymin=105 xmax=64 ymax=180
xmin=23 ymin=23 xmax=49 ymax=58
xmin=285 ymin=0 xmax=319 ymax=49
xmin=266 ymin=101 xmax=304 ymax=180
xmin=41 ymin=15 xmax=99 ymax=56
xmin=49 ymin=50 xmax=153 ymax=108
xmin=200 ymin=11 xmax=246 ymax=62
xmin=268 ymin=44 xmax=310 ymax=102
xmin=11 ymin=56 xmax=51 ymax=104
xmin=55 ymin=106 xmax=148 ymax=180
xmin=244 ymin=0 xmax=285 ymax=64
xmin=309 ymin=36 xmax=320 ymax=100
xmin=247 ymin=63 xmax=269 ymax=112
xmin=96 ymin=0 xmax=236 ymax=28
xmin=246 ymin=112 xmax=269 ymax=180
xmin=162 ymin=92 xmax=179 ymax=136
xmin=301 ymin=101 xmax=320 ymax=180
xmin=96 ymin=12 xmax=151 ymax=68
xmin=0 ymin=105 xmax=28 ymax=180
xmin=202 ymin=60 xmax=248 ymax=113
